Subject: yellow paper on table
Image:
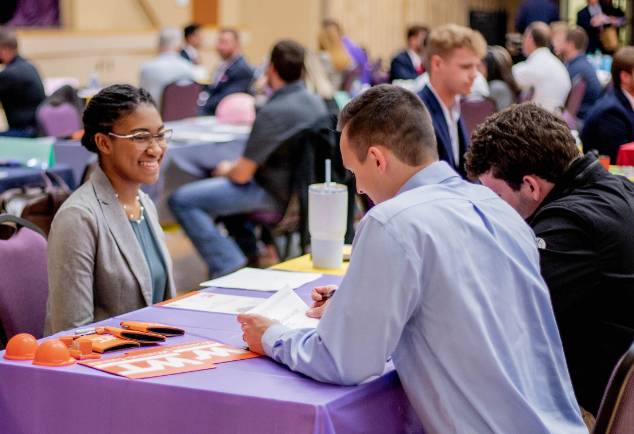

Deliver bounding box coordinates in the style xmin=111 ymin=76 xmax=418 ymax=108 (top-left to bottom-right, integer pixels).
xmin=271 ymin=245 xmax=351 ymax=276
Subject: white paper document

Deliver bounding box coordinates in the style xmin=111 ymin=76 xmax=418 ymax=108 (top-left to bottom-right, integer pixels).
xmin=200 ymin=268 xmax=322 ymax=292
xmin=246 ymin=288 xmax=318 ymax=329
xmin=162 ymin=291 xmax=264 ymax=314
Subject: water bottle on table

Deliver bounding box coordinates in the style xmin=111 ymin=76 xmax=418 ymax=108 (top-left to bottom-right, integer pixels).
xmin=308 ymin=159 xmax=348 ymax=269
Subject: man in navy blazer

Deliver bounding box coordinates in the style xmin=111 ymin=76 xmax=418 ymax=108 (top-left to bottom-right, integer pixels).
xmin=389 ymin=25 xmax=428 ymax=82
xmin=581 ymin=46 xmax=634 ymax=163
xmin=201 ymin=28 xmax=254 ymax=115
xmin=417 ymin=24 xmax=486 ymax=177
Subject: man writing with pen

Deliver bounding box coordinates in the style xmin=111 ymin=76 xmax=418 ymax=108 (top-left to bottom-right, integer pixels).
xmin=237 ymin=85 xmax=586 ymax=433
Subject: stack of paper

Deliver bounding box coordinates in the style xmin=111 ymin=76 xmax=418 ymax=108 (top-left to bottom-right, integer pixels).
xmin=200 ymin=268 xmax=321 ymax=292
xmin=246 ymin=288 xmax=318 ymax=329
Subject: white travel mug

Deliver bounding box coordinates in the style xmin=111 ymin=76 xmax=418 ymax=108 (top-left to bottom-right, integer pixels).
xmin=308 ymin=183 xmax=348 ymax=269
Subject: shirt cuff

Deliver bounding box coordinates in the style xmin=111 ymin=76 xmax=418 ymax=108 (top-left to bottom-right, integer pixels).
xmin=262 ymin=323 xmax=291 ymax=357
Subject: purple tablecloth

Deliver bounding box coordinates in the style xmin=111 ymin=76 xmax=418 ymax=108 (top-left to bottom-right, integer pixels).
xmin=0 ymin=275 xmax=423 ymax=434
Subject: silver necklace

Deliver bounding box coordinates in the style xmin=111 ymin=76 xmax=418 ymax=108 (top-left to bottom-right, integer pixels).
xmin=115 ymin=193 xmax=145 ymax=224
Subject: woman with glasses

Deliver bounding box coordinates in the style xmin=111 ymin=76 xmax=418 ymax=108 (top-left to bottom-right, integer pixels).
xmin=45 ymin=84 xmax=176 ymax=335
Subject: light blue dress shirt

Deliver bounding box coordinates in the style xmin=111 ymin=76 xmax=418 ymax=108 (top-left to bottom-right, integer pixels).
xmin=262 ymin=161 xmax=586 ymax=433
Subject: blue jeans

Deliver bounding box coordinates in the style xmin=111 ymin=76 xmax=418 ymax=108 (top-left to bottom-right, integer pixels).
xmin=168 ymin=177 xmax=279 ymax=277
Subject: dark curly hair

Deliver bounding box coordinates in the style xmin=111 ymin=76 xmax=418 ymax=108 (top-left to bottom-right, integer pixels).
xmin=81 ymin=84 xmax=156 ymax=153
xmin=465 ymin=103 xmax=579 ymax=190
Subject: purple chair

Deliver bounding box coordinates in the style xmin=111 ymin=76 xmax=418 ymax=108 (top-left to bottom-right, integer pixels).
xmin=460 ymin=98 xmax=497 ymax=136
xmin=0 ymin=214 xmax=48 ymax=347
xmin=36 ymin=102 xmax=82 ymax=138
xmin=593 ymin=341 xmax=634 ymax=434
xmin=161 ymin=80 xmax=203 ymax=122
xmin=563 ymin=77 xmax=587 ymax=130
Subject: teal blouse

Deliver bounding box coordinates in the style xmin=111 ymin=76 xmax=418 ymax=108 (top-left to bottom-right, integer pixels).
xmin=129 ymin=211 xmax=167 ymax=304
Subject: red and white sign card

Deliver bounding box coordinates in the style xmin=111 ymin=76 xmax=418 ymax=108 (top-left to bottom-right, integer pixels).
xmin=79 ymin=340 xmax=259 ymax=379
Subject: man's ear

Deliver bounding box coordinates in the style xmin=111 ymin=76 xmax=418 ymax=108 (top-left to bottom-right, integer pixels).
xmin=94 ymin=132 xmax=112 ymax=156
xmin=367 ymin=145 xmax=388 ymax=172
xmin=522 ymin=175 xmax=542 ymax=201
xmin=430 ymin=54 xmax=443 ymax=73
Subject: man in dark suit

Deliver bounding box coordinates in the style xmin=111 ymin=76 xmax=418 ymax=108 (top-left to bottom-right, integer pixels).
xmin=389 ymin=25 xmax=428 ymax=82
xmin=577 ymin=0 xmax=625 ymax=54
xmin=180 ymin=23 xmax=202 ymax=65
xmin=0 ymin=26 xmax=45 ymax=137
xmin=417 ymin=24 xmax=486 ymax=177
xmin=516 ymin=0 xmax=559 ymax=34
xmin=200 ymin=28 xmax=254 ymax=115
xmin=581 ymin=46 xmax=634 ymax=163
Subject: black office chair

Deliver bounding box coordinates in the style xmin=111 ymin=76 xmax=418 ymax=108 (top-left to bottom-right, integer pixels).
xmin=593 ymin=341 xmax=634 ymax=434
xmin=247 ymin=114 xmax=355 ymax=259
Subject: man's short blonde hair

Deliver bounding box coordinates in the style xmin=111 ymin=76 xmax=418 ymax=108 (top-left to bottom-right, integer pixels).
xmin=425 ymin=24 xmax=487 ymax=70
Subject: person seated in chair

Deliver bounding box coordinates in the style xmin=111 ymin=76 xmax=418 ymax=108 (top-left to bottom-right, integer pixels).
xmin=466 ymin=102 xmax=634 ymax=417
xmin=200 ymin=28 xmax=254 ymax=115
xmin=581 ymin=46 xmax=634 ymax=163
xmin=169 ymin=40 xmax=327 ymax=278
xmin=238 ymin=85 xmax=586 ymax=433
xmin=139 ymin=27 xmax=197 ymax=109
xmin=0 ymin=26 xmax=45 ymax=137
xmin=389 ymin=25 xmax=428 ymax=82
xmin=45 ymin=84 xmax=176 ymax=335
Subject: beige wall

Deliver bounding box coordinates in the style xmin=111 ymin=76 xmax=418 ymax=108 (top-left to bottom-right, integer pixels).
xmin=61 ymin=0 xmax=192 ymax=31
xmin=219 ymin=0 xmax=321 ymax=63
xmin=17 ymin=0 xmax=525 ymax=88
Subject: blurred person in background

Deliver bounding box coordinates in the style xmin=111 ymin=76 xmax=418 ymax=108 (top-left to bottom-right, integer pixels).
xmin=318 ymin=21 xmax=352 ymax=90
xmin=0 ymin=26 xmax=44 ymax=137
xmin=581 ymin=46 xmax=634 ymax=163
xmin=560 ymin=26 xmax=603 ymax=120
xmin=322 ymin=19 xmax=372 ymax=86
xmin=577 ymin=0 xmax=625 ymax=54
xmin=516 ymin=0 xmax=560 ymax=34
xmin=550 ymin=21 xmax=570 ymax=58
xmin=513 ymin=21 xmax=571 ymax=113
xmin=200 ymin=28 xmax=254 ymax=115
xmin=169 ymin=40 xmax=327 ymax=278
xmin=303 ymin=50 xmax=338 ymax=115
xmin=389 ymin=25 xmax=429 ymax=82
xmin=180 ymin=23 xmax=202 ymax=65
xmin=483 ymin=46 xmax=520 ymax=110
xmin=418 ymin=24 xmax=487 ymax=177
xmin=139 ymin=27 xmax=196 ymax=109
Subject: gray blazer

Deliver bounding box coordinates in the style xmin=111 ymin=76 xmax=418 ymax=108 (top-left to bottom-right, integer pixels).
xmin=45 ymin=166 xmax=175 ymax=335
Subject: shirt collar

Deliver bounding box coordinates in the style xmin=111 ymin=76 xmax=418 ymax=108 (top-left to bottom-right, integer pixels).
xmin=397 ymin=161 xmax=460 ymax=194
xmin=589 ymin=4 xmax=602 ymax=15
xmin=621 ymin=86 xmax=634 ymax=110
xmin=428 ymin=83 xmax=460 ymax=115
xmin=270 ymin=80 xmax=304 ymax=100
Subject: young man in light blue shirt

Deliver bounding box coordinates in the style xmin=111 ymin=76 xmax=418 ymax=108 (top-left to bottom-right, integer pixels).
xmin=238 ymin=85 xmax=586 ymax=433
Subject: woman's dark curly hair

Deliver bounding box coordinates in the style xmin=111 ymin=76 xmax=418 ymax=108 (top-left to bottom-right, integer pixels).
xmin=81 ymin=84 xmax=156 ymax=153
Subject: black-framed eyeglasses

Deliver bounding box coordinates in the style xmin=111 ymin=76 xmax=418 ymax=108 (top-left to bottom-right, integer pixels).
xmin=108 ymin=129 xmax=173 ymax=150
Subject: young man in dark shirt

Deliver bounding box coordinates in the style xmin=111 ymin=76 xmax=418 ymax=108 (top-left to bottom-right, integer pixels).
xmin=465 ymin=102 xmax=634 ymax=417
xmin=169 ymin=40 xmax=327 ymax=278
xmin=0 ymin=26 xmax=45 ymax=137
